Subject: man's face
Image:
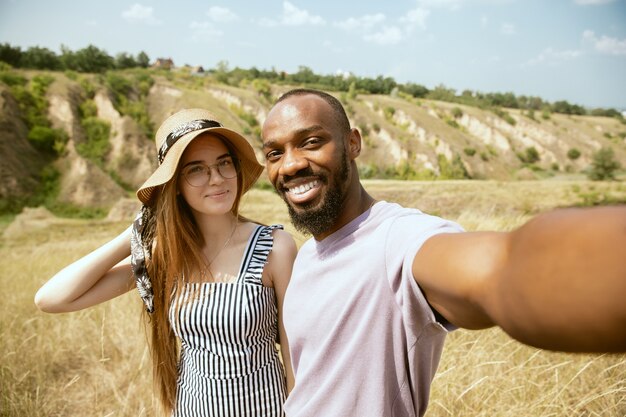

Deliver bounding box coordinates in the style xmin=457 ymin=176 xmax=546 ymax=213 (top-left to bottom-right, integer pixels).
xmin=261 ymin=95 xmax=351 ymax=237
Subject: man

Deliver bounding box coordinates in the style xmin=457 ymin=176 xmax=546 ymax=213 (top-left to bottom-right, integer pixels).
xmin=261 ymin=88 xmax=626 ymax=417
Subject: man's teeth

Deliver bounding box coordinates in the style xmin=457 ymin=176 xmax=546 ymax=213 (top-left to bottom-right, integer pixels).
xmin=288 ymin=180 xmax=318 ymax=195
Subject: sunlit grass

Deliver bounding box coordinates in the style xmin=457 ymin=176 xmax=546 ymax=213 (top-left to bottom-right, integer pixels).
xmin=1 ymin=180 xmax=624 ymax=416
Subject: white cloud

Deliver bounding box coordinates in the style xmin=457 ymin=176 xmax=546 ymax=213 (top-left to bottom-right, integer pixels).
xmin=334 ymin=14 xmax=386 ymax=32
xmin=574 ymin=0 xmax=616 ymax=5
xmin=334 ymin=7 xmax=428 ymax=45
xmin=480 ymin=15 xmax=488 ymax=28
xmin=525 ymin=47 xmax=583 ymax=66
xmin=284 ymin=1 xmax=325 ymax=25
xmin=400 ymin=7 xmax=430 ymax=31
xmin=364 ymin=26 xmax=404 ymax=45
xmin=500 ymin=22 xmax=516 ymax=35
xmin=189 ymin=21 xmax=223 ymax=42
xmin=261 ymin=1 xmax=325 ymax=26
xmin=121 ymin=4 xmax=161 ymax=25
xmin=583 ymin=30 xmax=626 ymax=55
xmin=207 ymin=6 xmax=239 ymax=22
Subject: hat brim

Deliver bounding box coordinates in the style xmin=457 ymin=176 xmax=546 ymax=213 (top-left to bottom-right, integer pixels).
xmin=137 ymin=127 xmax=263 ymax=205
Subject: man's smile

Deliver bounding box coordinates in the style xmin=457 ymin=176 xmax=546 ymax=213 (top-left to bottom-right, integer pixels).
xmin=281 ymin=179 xmax=322 ymax=205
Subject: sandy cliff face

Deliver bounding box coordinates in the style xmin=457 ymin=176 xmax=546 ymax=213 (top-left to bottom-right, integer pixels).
xmin=45 ymin=84 xmax=127 ymax=208
xmin=93 ymin=90 xmax=155 ymax=188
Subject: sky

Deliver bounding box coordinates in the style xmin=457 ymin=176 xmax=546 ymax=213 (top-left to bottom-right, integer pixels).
xmin=1 ymin=0 xmax=625 ymax=110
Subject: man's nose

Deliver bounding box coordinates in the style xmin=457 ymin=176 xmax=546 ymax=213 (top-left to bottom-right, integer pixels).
xmin=279 ymin=149 xmax=308 ymax=176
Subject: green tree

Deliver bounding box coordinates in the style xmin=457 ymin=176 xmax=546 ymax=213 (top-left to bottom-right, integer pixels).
xmin=115 ymin=52 xmax=137 ymax=69
xmin=400 ymin=82 xmax=429 ymax=98
xmin=427 ymin=84 xmax=457 ymax=102
xmin=0 ymin=42 xmax=22 ymax=67
xmin=62 ymin=44 xmax=114 ymax=73
xmin=22 ymin=46 xmax=61 ymax=70
xmin=136 ymin=51 xmax=150 ymax=68
xmin=587 ymin=147 xmax=621 ymax=181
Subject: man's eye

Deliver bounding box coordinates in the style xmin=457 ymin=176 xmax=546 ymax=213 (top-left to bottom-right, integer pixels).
xmin=303 ymin=138 xmax=321 ymax=147
xmin=265 ymin=151 xmax=282 ymax=161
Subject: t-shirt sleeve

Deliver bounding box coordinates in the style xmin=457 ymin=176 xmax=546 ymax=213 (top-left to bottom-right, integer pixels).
xmin=384 ymin=212 xmax=464 ymax=335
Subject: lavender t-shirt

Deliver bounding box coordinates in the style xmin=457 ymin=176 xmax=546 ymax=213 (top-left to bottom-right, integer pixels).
xmin=283 ymin=201 xmax=464 ymax=417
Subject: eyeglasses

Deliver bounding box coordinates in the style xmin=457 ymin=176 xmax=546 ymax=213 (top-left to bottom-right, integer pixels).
xmin=180 ymin=157 xmax=239 ymax=187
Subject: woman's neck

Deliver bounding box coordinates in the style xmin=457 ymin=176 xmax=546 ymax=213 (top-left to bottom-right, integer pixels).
xmin=195 ymin=213 xmax=238 ymax=250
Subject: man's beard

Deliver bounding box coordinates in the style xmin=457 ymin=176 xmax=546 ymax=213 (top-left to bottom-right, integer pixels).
xmin=285 ymin=151 xmax=350 ymax=237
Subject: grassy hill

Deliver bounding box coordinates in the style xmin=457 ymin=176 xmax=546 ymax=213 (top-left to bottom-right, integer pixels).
xmin=0 ymin=67 xmax=625 ymax=219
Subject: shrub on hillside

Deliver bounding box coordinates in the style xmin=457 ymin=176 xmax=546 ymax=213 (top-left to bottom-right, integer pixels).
xmin=517 ymin=147 xmax=540 ymax=164
xmin=438 ymin=154 xmax=470 ymax=179
xmin=79 ymin=99 xmax=98 ymax=119
xmin=27 ymin=126 xmax=68 ymax=155
xmin=0 ymin=70 xmax=27 ymax=87
xmin=587 ymin=147 xmax=621 ymax=181
xmin=78 ymin=117 xmax=111 ymax=165
xmin=492 ymin=108 xmax=516 ymax=125
xmin=567 ymin=148 xmax=581 ymax=160
xmin=464 ymin=147 xmax=476 ymax=157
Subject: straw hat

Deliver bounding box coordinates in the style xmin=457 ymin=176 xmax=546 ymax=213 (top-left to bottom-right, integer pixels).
xmin=136 ymin=108 xmax=263 ymax=204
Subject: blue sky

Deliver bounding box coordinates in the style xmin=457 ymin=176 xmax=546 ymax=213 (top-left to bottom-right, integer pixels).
xmin=1 ymin=0 xmax=625 ymax=109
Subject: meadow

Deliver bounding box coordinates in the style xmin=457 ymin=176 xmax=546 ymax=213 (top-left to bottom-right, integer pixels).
xmin=1 ymin=179 xmax=625 ymax=417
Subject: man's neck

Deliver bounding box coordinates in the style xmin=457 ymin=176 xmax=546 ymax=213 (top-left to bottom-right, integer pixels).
xmin=313 ymin=182 xmax=375 ymax=241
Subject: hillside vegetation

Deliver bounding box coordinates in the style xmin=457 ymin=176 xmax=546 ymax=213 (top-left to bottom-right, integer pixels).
xmin=0 ymin=64 xmax=625 ymax=219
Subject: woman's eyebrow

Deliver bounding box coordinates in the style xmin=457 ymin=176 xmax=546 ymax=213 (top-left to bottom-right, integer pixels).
xmin=182 ymin=153 xmax=231 ymax=168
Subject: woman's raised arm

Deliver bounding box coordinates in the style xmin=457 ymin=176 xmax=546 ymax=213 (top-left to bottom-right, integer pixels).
xmin=35 ymin=226 xmax=136 ymax=313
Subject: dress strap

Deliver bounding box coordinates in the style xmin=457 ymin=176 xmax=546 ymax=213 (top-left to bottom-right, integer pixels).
xmin=238 ymin=224 xmax=283 ymax=285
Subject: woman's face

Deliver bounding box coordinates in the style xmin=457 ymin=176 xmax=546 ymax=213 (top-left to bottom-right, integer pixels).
xmin=178 ymin=134 xmax=239 ymax=218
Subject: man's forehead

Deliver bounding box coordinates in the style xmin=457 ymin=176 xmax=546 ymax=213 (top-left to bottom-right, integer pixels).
xmin=266 ymin=95 xmax=329 ymax=126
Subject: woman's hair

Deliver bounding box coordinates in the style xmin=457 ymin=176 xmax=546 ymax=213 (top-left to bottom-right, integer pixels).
xmin=143 ymin=134 xmax=248 ymax=414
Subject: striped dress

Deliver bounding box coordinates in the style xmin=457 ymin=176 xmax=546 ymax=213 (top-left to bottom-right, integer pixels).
xmin=169 ymin=225 xmax=287 ymax=417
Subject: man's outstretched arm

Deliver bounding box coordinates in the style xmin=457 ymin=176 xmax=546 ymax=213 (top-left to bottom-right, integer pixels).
xmin=413 ymin=205 xmax=626 ymax=352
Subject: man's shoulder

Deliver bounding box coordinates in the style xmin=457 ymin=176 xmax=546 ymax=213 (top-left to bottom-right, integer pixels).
xmin=375 ymin=202 xmax=463 ymax=243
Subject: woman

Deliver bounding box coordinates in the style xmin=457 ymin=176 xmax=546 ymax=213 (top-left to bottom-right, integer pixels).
xmin=35 ymin=108 xmax=296 ymax=416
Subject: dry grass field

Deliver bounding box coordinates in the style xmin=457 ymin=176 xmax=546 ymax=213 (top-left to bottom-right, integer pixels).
xmin=1 ymin=179 xmax=625 ymax=417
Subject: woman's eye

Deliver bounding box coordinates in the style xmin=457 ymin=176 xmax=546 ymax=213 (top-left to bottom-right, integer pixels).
xmin=186 ymin=165 xmax=205 ymax=175
xmin=219 ymin=159 xmax=232 ymax=167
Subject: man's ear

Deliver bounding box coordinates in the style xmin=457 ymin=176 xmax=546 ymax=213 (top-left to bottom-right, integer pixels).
xmin=347 ymin=128 xmax=362 ymax=160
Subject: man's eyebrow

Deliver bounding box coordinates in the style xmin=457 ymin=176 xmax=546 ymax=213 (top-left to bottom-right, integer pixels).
xmin=262 ymin=125 xmax=326 ymax=150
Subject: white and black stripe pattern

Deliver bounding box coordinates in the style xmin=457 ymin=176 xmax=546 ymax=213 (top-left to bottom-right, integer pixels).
xmin=170 ymin=225 xmax=286 ymax=417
